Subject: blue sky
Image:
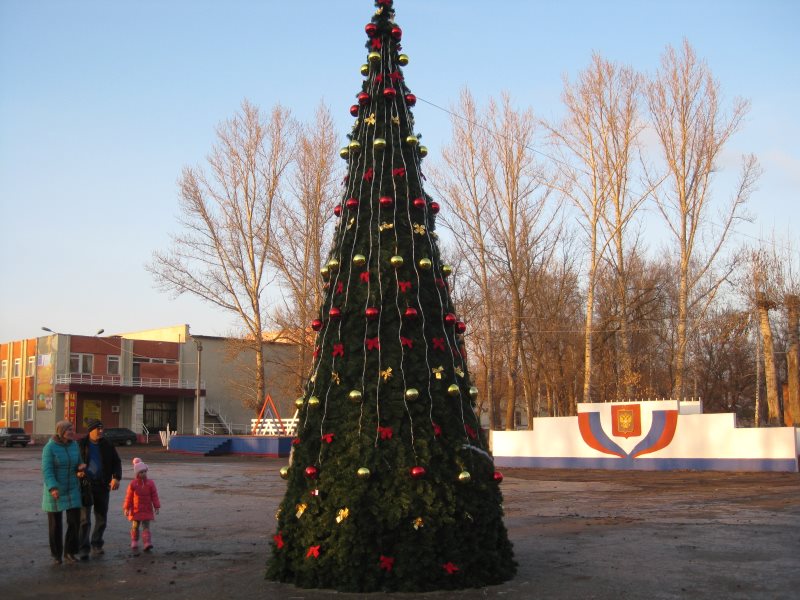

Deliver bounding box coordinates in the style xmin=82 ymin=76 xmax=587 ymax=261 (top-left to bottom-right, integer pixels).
xmin=1 ymin=0 xmax=797 ymax=342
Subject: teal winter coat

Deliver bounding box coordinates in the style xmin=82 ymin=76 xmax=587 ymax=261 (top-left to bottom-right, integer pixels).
xmin=41 ymin=438 xmax=82 ymax=512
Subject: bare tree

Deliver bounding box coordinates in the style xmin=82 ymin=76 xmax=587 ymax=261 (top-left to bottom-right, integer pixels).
xmin=646 ymin=40 xmax=760 ymax=400
xmin=548 ymin=53 xmax=645 ymax=402
xmin=268 ymin=103 xmax=340 ymax=394
xmin=149 ymin=100 xmax=296 ymax=409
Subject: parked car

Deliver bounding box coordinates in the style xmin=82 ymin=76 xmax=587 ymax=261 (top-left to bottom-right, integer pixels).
xmin=0 ymin=427 xmax=31 ymax=447
xmin=102 ymin=427 xmax=138 ymax=446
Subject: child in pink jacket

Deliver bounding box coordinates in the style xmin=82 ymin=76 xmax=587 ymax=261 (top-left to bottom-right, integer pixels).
xmin=123 ymin=458 xmax=160 ymax=552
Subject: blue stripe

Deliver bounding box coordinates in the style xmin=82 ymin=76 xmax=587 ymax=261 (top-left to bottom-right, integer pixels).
xmin=494 ymin=456 xmax=799 ymax=472
xmin=629 ymin=410 xmax=668 ymax=456
xmin=585 ymin=411 xmax=627 ymax=457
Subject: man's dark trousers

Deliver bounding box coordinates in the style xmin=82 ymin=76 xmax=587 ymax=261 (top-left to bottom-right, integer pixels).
xmin=80 ymin=481 xmax=110 ymax=553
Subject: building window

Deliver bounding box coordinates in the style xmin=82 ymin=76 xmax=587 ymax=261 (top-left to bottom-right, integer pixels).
xmin=27 ymin=356 xmax=35 ymax=377
xmin=12 ymin=401 xmax=20 ymax=421
xmin=108 ymin=355 xmax=120 ymax=375
xmin=25 ymin=400 xmax=33 ymax=421
xmin=70 ymin=353 xmax=94 ymax=374
xmin=0 ymin=401 xmax=6 ymax=420
xmin=12 ymin=358 xmax=21 ymax=378
xmin=1 ymin=360 xmax=7 ymax=378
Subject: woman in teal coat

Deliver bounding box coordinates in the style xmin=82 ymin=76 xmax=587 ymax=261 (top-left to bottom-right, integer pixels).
xmin=42 ymin=420 xmax=86 ymax=564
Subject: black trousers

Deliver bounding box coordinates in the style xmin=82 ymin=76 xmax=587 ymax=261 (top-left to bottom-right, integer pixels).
xmin=48 ymin=508 xmax=81 ymax=559
xmin=79 ymin=481 xmax=111 ymax=553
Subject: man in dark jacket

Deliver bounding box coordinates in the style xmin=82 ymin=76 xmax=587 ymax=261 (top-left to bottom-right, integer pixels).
xmin=78 ymin=419 xmax=122 ymax=559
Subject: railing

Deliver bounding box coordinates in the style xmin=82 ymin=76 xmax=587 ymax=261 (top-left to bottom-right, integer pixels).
xmin=55 ymin=373 xmax=203 ymax=389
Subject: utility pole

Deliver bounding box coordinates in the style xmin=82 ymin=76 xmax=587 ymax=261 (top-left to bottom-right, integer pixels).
xmin=194 ymin=338 xmax=203 ymax=435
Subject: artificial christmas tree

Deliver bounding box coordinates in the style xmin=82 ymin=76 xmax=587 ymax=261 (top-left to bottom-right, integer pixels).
xmin=266 ymin=0 xmax=516 ymax=592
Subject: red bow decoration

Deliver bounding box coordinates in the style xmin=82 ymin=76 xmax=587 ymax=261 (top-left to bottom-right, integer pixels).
xmin=375 ymin=73 xmax=384 ymax=84
xmin=313 ymin=346 xmax=320 ymax=359
xmin=332 ymin=343 xmax=344 ymax=357
xmin=306 ymin=545 xmax=321 ymax=559
xmin=378 ymin=425 xmax=393 ymax=440
xmin=292 ymin=437 xmax=301 ymax=446
xmin=390 ymin=71 xmax=403 ymax=82
xmin=442 ymin=562 xmax=459 ymax=574
xmin=321 ymin=433 xmax=335 ymax=444
xmin=336 ymin=281 xmax=344 ymax=294
xmin=432 ymin=337 xmax=446 ymax=351
xmin=360 ymin=271 xmax=370 ymax=283
xmin=366 ymin=337 xmax=381 ymax=351
xmin=432 ymin=422 xmax=442 ymax=437
xmin=392 ymin=167 xmax=406 ymax=177
xmin=364 ymin=168 xmax=374 ymax=182
xmin=273 ymin=533 xmax=284 ymax=549
xmin=377 ymin=0 xmax=392 ymax=5
xmin=464 ymin=425 xmax=477 ymax=439
xmin=397 ymin=280 xmax=411 ymax=292
xmin=342 ymin=174 xmax=349 ymax=184
xmin=400 ymin=337 xmax=413 ymax=349
xmin=435 ymin=278 xmax=446 ymax=288
xmin=379 ymin=555 xmax=395 ymax=572
xmin=371 ymin=38 xmax=382 ymax=50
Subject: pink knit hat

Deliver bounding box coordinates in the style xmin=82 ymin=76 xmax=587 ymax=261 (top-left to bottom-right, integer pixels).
xmin=132 ymin=457 xmax=149 ymax=476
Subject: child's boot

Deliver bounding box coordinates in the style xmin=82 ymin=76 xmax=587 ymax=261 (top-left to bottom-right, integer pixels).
xmin=142 ymin=530 xmax=153 ymax=552
xmin=130 ymin=529 xmax=139 ymax=552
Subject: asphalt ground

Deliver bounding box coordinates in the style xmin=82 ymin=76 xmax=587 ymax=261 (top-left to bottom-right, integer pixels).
xmin=1 ymin=443 xmax=798 ymax=599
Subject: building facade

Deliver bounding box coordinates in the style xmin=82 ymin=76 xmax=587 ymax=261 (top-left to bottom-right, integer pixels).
xmin=0 ymin=324 xmax=298 ymax=441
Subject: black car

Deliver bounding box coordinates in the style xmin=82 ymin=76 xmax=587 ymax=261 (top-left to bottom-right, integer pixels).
xmin=0 ymin=427 xmax=31 ymax=447
xmin=102 ymin=427 xmax=138 ymax=446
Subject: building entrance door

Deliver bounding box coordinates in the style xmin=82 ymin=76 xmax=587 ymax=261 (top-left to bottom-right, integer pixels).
xmin=143 ymin=401 xmax=177 ymax=433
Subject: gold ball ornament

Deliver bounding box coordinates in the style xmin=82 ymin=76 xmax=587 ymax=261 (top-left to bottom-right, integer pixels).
xmin=279 ymin=466 xmax=289 ymax=480
xmin=352 ymin=254 xmax=367 ymax=267
xmin=360 ymin=63 xmax=369 ymax=76
xmin=447 ymin=384 xmax=460 ymax=397
xmin=373 ymin=137 xmax=387 ymax=150
xmin=390 ymin=255 xmax=404 ymax=268
xmin=348 ymin=389 xmax=363 ymax=403
xmin=357 ymin=467 xmax=371 ymax=479
xmin=398 ymin=54 xmax=409 ymax=66
xmin=405 ymin=135 xmax=418 ymax=146
xmin=419 ymin=145 xmax=428 ymax=157
xmin=441 ymin=264 xmax=453 ymax=277
xmin=418 ymin=258 xmax=432 ymax=270
xmin=339 ymin=147 xmax=349 ymax=159
xmin=469 ymin=386 xmax=479 ymax=399
xmin=294 ymin=397 xmax=304 ymax=409
xmin=327 ymin=258 xmax=340 ymax=272
xmin=308 ymin=395 xmax=320 ymax=407
xmin=405 ymin=388 xmax=419 ymax=401
xmin=320 ymin=266 xmax=330 ymax=280
xmin=368 ymin=51 xmax=381 ymax=64
xmin=348 ymin=140 xmax=362 ymax=154
xmin=458 ymin=470 xmax=472 ymax=483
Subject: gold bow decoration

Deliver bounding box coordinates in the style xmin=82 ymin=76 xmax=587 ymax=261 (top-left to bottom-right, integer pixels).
xmin=392 ymin=115 xmax=400 ymax=126
xmin=413 ymin=517 xmax=424 ymax=530
xmin=331 ymin=371 xmax=340 ymax=385
xmin=413 ymin=223 xmax=426 ymax=235
xmin=364 ymin=113 xmax=376 ymax=126
xmin=296 ymin=503 xmax=308 ymax=518
xmin=336 ymin=507 xmax=350 ymax=523
xmin=454 ymin=366 xmax=465 ymax=378
xmin=379 ymin=222 xmax=394 ymax=232
xmin=381 ymin=367 xmax=393 ymax=381
xmin=432 ymin=366 xmax=444 ymax=380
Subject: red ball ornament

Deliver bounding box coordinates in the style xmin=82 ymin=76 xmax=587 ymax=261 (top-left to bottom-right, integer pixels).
xmin=365 ymin=23 xmax=377 ymax=37
xmin=410 ymin=466 xmax=426 ymax=479
xmin=404 ymin=307 xmax=418 ymax=320
xmin=405 ymin=93 xmax=417 ymax=106
xmin=357 ymin=92 xmax=370 ymax=106
xmin=456 ymin=321 xmax=467 ymax=334
xmin=383 ymin=87 xmax=397 ymax=99
xmin=365 ymin=307 xmax=379 ymax=320
xmin=379 ymin=196 xmax=394 ymax=208
xmin=430 ymin=201 xmax=440 ymax=214
xmin=311 ymin=319 xmax=323 ymax=332
xmin=346 ymin=197 xmax=359 ymax=210
xmin=391 ymin=26 xmax=402 ymax=40
xmin=444 ymin=313 xmax=457 ymax=326
xmin=329 ymin=307 xmax=341 ymax=320
xmin=334 ymin=205 xmax=342 ymax=217
xmin=412 ymin=197 xmax=426 ymax=210
xmin=304 ymin=466 xmax=319 ymax=480
xmin=350 ymin=104 xmax=359 ymax=117
xmin=493 ymin=471 xmax=504 ymax=483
